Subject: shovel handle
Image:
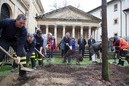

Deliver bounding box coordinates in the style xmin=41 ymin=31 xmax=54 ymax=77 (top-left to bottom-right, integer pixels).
xmin=66 ymin=44 xmax=72 ymax=50
xmin=34 ymin=48 xmax=45 ymax=57
xmin=0 ymin=46 xmax=34 ymax=71
xmin=0 ymin=46 xmax=23 ymax=67
xmin=0 ymin=46 xmax=14 ymax=59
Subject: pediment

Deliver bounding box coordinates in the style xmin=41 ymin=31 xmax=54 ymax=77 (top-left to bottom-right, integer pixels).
xmin=37 ymin=5 xmax=101 ymax=22
xmin=46 ymin=9 xmax=90 ymax=20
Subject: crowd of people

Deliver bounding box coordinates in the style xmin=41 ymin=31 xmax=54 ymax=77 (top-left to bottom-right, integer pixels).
xmin=0 ymin=14 xmax=129 ymax=78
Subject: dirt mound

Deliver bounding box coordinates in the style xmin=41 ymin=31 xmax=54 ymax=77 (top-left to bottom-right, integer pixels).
xmin=0 ymin=64 xmax=129 ymax=86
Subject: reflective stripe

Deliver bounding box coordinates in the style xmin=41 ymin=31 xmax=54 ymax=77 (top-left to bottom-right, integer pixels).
xmin=38 ymin=58 xmax=42 ymax=60
xmin=31 ymin=56 xmax=35 ymax=58
xmin=20 ymin=61 xmax=26 ymax=65
xmin=31 ymin=52 xmax=35 ymax=58
xmin=120 ymin=57 xmax=125 ymax=61
xmin=32 ymin=53 xmax=35 ymax=55
xmin=20 ymin=56 xmax=26 ymax=65
xmin=21 ymin=56 xmax=26 ymax=60
xmin=121 ymin=57 xmax=125 ymax=59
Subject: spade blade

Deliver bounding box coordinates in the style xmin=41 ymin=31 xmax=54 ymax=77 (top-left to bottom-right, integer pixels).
xmin=21 ymin=67 xmax=34 ymax=72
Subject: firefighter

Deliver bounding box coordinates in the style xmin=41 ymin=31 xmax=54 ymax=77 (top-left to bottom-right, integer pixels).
xmin=113 ymin=36 xmax=129 ymax=66
xmin=0 ymin=14 xmax=27 ymax=77
xmin=34 ymin=30 xmax=44 ymax=66
xmin=24 ymin=33 xmax=36 ymax=69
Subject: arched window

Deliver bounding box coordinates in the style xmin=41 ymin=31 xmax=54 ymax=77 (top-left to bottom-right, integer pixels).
xmin=1 ymin=3 xmax=10 ymax=19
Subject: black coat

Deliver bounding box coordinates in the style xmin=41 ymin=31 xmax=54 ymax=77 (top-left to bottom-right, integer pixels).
xmin=88 ymin=38 xmax=96 ymax=47
xmin=62 ymin=36 xmax=71 ymax=52
xmin=0 ymin=18 xmax=27 ymax=45
xmin=78 ymin=38 xmax=86 ymax=49
xmin=90 ymin=42 xmax=102 ymax=54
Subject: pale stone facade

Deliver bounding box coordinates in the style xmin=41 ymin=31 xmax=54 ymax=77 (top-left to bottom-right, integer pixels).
xmin=88 ymin=0 xmax=129 ymax=40
xmin=0 ymin=0 xmax=44 ymax=33
xmin=36 ymin=5 xmax=101 ymax=43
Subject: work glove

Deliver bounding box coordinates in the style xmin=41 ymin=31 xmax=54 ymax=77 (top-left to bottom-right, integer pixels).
xmin=12 ymin=53 xmax=21 ymax=64
xmin=14 ymin=57 xmax=21 ymax=64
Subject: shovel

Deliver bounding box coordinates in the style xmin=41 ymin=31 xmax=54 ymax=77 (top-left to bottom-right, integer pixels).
xmin=34 ymin=48 xmax=51 ymax=64
xmin=0 ymin=46 xmax=34 ymax=72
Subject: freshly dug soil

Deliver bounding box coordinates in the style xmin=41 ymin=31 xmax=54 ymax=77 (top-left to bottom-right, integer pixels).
xmin=0 ymin=63 xmax=129 ymax=86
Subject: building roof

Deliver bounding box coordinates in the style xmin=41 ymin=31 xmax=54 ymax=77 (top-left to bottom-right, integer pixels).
xmin=36 ymin=0 xmax=44 ymax=13
xmin=88 ymin=0 xmax=120 ymax=13
xmin=123 ymin=8 xmax=129 ymax=12
xmin=36 ymin=5 xmax=101 ymax=23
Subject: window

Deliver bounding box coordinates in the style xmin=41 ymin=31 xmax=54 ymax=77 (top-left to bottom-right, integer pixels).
xmin=114 ymin=18 xmax=118 ymax=24
xmin=114 ymin=4 xmax=118 ymax=12
xmin=36 ymin=13 xmax=38 ymax=17
xmin=1 ymin=3 xmax=10 ymax=19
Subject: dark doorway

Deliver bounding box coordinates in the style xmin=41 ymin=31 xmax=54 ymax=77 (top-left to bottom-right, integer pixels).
xmin=0 ymin=3 xmax=10 ymax=19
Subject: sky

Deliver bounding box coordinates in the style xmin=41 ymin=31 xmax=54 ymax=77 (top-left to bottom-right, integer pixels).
xmin=41 ymin=0 xmax=111 ymax=13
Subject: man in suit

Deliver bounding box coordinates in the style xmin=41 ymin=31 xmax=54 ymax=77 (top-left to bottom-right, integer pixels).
xmin=88 ymin=35 xmax=96 ymax=60
xmin=78 ymin=34 xmax=87 ymax=58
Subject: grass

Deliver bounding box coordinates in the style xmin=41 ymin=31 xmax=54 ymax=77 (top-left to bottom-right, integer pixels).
xmin=44 ymin=56 xmax=92 ymax=65
xmin=108 ymin=59 xmax=129 ymax=67
xmin=0 ymin=65 xmax=12 ymax=81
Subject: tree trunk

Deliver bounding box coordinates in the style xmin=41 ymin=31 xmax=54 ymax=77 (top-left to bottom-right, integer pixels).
xmin=101 ymin=0 xmax=109 ymax=81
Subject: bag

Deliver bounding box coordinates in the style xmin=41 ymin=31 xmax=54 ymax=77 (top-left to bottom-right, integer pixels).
xmin=92 ymin=54 xmax=96 ymax=61
xmin=69 ymin=46 xmax=72 ymax=50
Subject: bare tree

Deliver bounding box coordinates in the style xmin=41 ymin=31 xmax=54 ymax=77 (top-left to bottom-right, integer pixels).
xmin=49 ymin=0 xmax=80 ymax=11
xmin=62 ymin=0 xmax=68 ymax=7
xmin=50 ymin=0 xmax=58 ymax=11
xmin=101 ymin=0 xmax=109 ymax=81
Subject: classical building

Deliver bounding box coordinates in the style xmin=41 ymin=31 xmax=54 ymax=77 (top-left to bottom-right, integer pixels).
xmin=88 ymin=0 xmax=129 ymax=39
xmin=36 ymin=5 xmax=101 ymax=43
xmin=0 ymin=0 xmax=44 ymax=33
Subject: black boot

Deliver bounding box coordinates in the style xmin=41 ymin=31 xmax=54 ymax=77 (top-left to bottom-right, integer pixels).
xmin=19 ymin=65 xmax=27 ymax=77
xmin=118 ymin=59 xmax=124 ymax=66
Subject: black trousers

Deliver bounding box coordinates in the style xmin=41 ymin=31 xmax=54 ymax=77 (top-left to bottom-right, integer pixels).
xmin=79 ymin=48 xmax=85 ymax=58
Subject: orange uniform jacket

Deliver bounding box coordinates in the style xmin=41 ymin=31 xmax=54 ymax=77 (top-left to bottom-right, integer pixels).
xmin=119 ymin=38 xmax=129 ymax=50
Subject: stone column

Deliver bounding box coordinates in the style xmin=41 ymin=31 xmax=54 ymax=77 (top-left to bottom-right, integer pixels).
xmin=80 ymin=26 xmax=83 ymax=35
xmin=54 ymin=25 xmax=57 ymax=41
xmin=88 ymin=26 xmax=91 ymax=39
xmin=46 ymin=25 xmax=48 ymax=34
xmin=72 ymin=26 xmax=75 ymax=38
xmin=96 ymin=27 xmax=100 ymax=41
xmin=63 ymin=25 xmax=66 ymax=38
xmin=92 ymin=30 xmax=95 ymax=38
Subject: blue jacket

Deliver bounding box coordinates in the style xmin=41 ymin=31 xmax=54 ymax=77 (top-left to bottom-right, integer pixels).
xmin=0 ymin=18 xmax=27 ymax=46
xmin=24 ymin=40 xmax=36 ymax=58
xmin=34 ymin=34 xmax=43 ymax=49
xmin=70 ymin=39 xmax=76 ymax=49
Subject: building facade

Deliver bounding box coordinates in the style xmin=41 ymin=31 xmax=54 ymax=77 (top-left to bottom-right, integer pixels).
xmin=36 ymin=5 xmax=101 ymax=43
xmin=88 ymin=0 xmax=129 ymax=40
xmin=0 ymin=0 xmax=44 ymax=33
